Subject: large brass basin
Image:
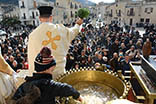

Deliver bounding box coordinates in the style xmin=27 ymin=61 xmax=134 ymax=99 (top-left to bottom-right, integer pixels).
xmin=56 ymin=68 xmax=130 ymax=103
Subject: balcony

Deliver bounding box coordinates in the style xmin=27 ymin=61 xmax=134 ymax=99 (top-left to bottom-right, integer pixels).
xmin=63 ymin=15 xmax=67 ymax=19
xmin=75 ymin=4 xmax=78 ymax=9
xmin=117 ymin=13 xmax=121 ymax=17
xmin=109 ymin=14 xmax=113 ymax=17
xmin=20 ymin=17 xmax=35 ymax=22
xmin=104 ymin=13 xmax=108 ymax=16
xmin=70 ymin=3 xmax=73 ymax=9
xmin=127 ymin=12 xmax=135 ymax=16
xmin=20 ymin=5 xmax=25 ymax=8
xmin=30 ymin=16 xmax=35 ymax=19
xmin=21 ymin=17 xmax=26 ymax=19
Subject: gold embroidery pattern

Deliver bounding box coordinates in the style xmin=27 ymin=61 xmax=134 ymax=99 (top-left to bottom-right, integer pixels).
xmin=42 ymin=31 xmax=61 ymax=50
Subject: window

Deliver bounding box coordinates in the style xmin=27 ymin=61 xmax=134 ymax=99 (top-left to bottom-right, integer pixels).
xmin=70 ymin=3 xmax=73 ymax=9
xmin=71 ymin=11 xmax=73 ymax=17
xmin=130 ymin=18 xmax=133 ymax=25
xmin=37 ymin=20 xmax=39 ymax=25
xmin=140 ymin=18 xmax=144 ymax=22
xmin=151 ymin=8 xmax=153 ymax=12
xmin=21 ymin=1 xmax=25 ymax=8
xmin=119 ymin=10 xmax=121 ymax=14
xmin=130 ymin=8 xmax=134 ymax=13
xmin=33 ymin=20 xmax=35 ymax=26
xmin=118 ymin=10 xmax=121 ymax=16
xmin=36 ymin=12 xmax=38 ymax=16
xmin=56 ymin=11 xmax=58 ymax=16
xmin=23 ymin=13 xmax=26 ymax=19
xmin=145 ymin=8 xmax=148 ymax=12
xmin=75 ymin=4 xmax=78 ymax=9
xmin=75 ymin=11 xmax=77 ymax=18
xmin=146 ymin=18 xmax=150 ymax=23
xmin=57 ymin=2 xmax=59 ymax=6
xmin=32 ymin=12 xmax=35 ymax=19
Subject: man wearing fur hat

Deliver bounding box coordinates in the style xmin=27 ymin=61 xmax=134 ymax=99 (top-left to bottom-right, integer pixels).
xmin=13 ymin=47 xmax=82 ymax=104
xmin=28 ymin=6 xmax=83 ymax=79
xmin=0 ymin=54 xmax=17 ymax=104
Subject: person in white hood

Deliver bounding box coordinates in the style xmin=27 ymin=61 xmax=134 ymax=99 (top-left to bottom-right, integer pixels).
xmin=0 ymin=54 xmax=17 ymax=104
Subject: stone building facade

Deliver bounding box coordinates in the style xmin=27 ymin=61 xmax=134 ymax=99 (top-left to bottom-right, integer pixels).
xmin=104 ymin=0 xmax=156 ymax=26
xmin=18 ymin=0 xmax=82 ymax=26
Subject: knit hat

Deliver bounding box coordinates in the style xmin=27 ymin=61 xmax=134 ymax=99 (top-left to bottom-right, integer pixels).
xmin=34 ymin=47 xmax=56 ymax=72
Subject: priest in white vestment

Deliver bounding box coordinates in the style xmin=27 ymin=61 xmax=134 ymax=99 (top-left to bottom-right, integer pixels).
xmin=0 ymin=54 xmax=17 ymax=104
xmin=28 ymin=6 xmax=83 ymax=79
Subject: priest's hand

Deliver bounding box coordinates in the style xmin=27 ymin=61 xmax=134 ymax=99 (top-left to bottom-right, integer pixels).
xmin=76 ymin=18 xmax=83 ymax=26
xmin=77 ymin=96 xmax=83 ymax=102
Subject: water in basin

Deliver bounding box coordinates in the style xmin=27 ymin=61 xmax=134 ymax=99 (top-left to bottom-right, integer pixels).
xmin=73 ymin=82 xmax=118 ymax=104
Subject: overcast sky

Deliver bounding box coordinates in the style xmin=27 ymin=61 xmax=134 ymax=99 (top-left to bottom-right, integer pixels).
xmin=88 ymin=0 xmax=115 ymax=4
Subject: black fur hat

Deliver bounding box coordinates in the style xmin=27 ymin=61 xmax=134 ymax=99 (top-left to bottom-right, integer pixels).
xmin=38 ymin=6 xmax=53 ymax=17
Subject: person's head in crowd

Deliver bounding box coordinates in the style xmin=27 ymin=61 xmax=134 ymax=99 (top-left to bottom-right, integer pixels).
xmin=97 ymin=46 xmax=101 ymax=51
xmin=66 ymin=53 xmax=70 ymax=59
xmin=17 ymin=53 xmax=21 ymax=57
xmin=116 ymin=33 xmax=120 ymax=38
xmin=34 ymin=47 xmax=56 ymax=75
xmin=81 ymin=57 xmax=86 ymax=64
xmin=120 ymin=43 xmax=126 ymax=48
xmin=1 ymin=43 xmax=5 ymax=48
xmin=8 ymin=47 xmax=12 ymax=52
xmin=102 ymin=48 xmax=108 ymax=55
xmin=73 ymin=47 xmax=78 ymax=52
xmin=98 ymin=54 xmax=103 ymax=60
xmin=136 ymin=40 xmax=142 ymax=48
xmin=22 ymin=47 xmax=26 ymax=53
xmin=104 ymin=51 xmax=108 ymax=56
xmin=129 ymin=40 xmax=133 ymax=45
xmin=103 ymin=56 xmax=108 ymax=62
xmin=95 ymin=62 xmax=101 ymax=69
xmin=74 ymin=62 xmax=79 ymax=69
xmin=21 ymin=57 xmax=25 ymax=63
xmin=12 ymin=60 xmax=17 ymax=68
xmin=95 ymin=52 xmax=99 ymax=57
xmin=16 ymin=49 xmax=20 ymax=54
xmin=3 ymin=53 xmax=8 ymax=60
xmin=114 ymin=39 xmax=119 ymax=45
xmin=146 ymin=38 xmax=150 ymax=43
xmin=124 ymin=54 xmax=129 ymax=62
xmin=113 ymin=52 xmax=118 ymax=59
xmin=121 ymin=38 xmax=125 ymax=43
xmin=107 ymin=37 xmax=111 ymax=42
xmin=88 ymin=55 xmax=93 ymax=63
xmin=9 ymin=55 xmax=14 ymax=62
xmin=130 ymin=45 xmax=135 ymax=51
xmin=81 ymin=50 xmax=85 ymax=56
xmin=38 ymin=6 xmax=53 ymax=23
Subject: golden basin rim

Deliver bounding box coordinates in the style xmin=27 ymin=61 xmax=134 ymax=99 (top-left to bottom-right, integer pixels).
xmin=55 ymin=68 xmax=130 ymax=100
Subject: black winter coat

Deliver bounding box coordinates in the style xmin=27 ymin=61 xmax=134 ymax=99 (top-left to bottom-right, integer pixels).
xmin=13 ymin=73 xmax=80 ymax=104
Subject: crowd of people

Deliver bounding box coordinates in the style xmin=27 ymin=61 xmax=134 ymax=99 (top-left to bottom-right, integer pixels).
xmin=66 ymin=22 xmax=156 ymax=75
xmin=0 ymin=25 xmax=31 ymax=72
xmin=0 ymin=22 xmax=156 ymax=75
